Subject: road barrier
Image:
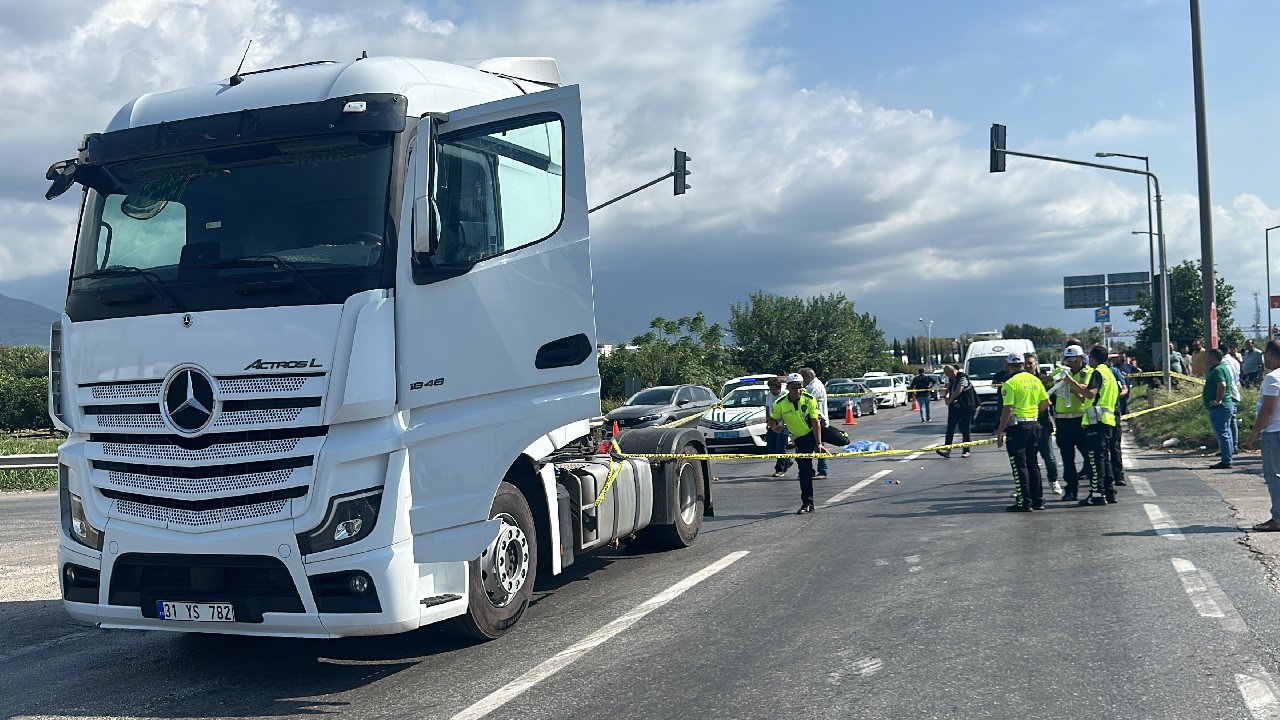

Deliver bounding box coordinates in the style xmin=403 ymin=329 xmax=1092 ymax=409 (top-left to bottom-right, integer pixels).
xmin=0 ymin=454 xmax=57 ymax=469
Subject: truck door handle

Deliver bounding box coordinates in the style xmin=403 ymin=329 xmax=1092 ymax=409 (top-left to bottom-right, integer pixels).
xmin=535 ymin=333 xmax=592 ymax=369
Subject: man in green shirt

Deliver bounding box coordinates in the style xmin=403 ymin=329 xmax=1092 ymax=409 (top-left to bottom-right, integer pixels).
xmin=1204 ymin=347 xmax=1236 ymax=469
xmin=996 ymin=353 xmax=1050 ymax=511
xmin=770 ymin=372 xmax=829 ymax=514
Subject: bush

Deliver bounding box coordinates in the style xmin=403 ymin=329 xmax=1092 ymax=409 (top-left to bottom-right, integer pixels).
xmin=0 ymin=345 xmax=51 ymax=431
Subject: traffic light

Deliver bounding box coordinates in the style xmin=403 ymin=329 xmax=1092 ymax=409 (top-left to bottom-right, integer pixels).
xmin=674 ymin=148 xmax=691 ymax=195
xmin=990 ymin=124 xmax=1006 ymax=173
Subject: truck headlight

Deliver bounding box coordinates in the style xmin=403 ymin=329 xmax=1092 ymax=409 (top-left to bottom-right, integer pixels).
xmin=59 ymin=468 xmax=103 ymax=551
xmin=297 ymin=489 xmax=382 ymax=555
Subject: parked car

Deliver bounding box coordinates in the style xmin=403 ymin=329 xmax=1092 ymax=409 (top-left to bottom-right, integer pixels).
xmin=826 ymin=380 xmax=877 ymax=418
xmin=720 ymin=373 xmax=781 ymax=398
xmin=699 ymin=385 xmax=773 ymax=452
xmin=607 ymin=384 xmax=719 ymax=431
xmin=927 ymin=371 xmax=947 ymax=399
xmin=860 ymin=372 xmax=907 ymax=407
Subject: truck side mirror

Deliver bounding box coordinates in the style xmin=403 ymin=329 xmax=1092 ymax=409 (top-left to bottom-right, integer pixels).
xmin=411 ymin=112 xmax=448 ymax=260
xmin=412 ymin=195 xmax=440 ymax=256
xmin=45 ymin=159 xmax=78 ymax=200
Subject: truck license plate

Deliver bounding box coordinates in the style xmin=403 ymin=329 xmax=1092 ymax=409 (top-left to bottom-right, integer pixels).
xmin=156 ymin=600 xmax=235 ymax=622
xmin=715 ymin=431 xmax=737 ymax=438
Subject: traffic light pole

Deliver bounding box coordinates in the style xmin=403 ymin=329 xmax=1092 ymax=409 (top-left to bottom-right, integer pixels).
xmin=587 ymin=171 xmax=674 ymax=214
xmin=588 ymin=148 xmax=691 ymax=214
xmin=993 ymin=144 xmax=1171 ymax=392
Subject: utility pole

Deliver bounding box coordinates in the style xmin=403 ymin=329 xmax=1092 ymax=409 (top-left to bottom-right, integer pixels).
xmin=1190 ymin=0 xmax=1218 ymax=349
xmin=1254 ymin=292 xmax=1262 ymax=339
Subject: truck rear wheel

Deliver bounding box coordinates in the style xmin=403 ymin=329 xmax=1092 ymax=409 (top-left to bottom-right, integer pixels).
xmin=648 ymin=443 xmax=704 ymax=548
xmin=446 ymin=482 xmax=538 ymax=641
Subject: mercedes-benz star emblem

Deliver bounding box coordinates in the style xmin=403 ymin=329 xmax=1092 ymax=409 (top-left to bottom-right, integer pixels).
xmin=181 ymin=314 xmax=193 ymax=328
xmin=162 ymin=367 xmax=217 ymax=435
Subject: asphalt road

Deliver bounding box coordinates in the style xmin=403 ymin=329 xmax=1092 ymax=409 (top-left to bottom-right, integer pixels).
xmin=5 ymin=404 xmax=1280 ymax=719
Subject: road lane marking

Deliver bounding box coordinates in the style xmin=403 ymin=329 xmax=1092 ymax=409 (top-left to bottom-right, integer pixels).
xmin=1236 ymin=667 xmax=1280 ymax=719
xmin=450 ymin=551 xmax=749 ymax=720
xmin=1170 ymin=558 xmax=1248 ymax=633
xmin=822 ymin=469 xmax=893 ymax=507
xmin=899 ymin=442 xmax=941 ymax=462
xmin=1144 ymin=503 xmax=1185 ymax=541
xmin=1130 ymin=476 xmax=1155 ymax=496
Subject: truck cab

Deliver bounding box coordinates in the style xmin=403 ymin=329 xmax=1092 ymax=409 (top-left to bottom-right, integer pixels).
xmin=45 ymin=56 xmax=710 ymax=640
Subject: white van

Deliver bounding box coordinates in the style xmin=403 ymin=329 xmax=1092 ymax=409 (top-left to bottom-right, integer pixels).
xmin=963 ymin=338 xmax=1037 ymax=404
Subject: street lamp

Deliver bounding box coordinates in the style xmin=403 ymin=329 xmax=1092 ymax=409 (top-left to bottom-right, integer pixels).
xmin=918 ymin=318 xmax=934 ymax=370
xmin=1268 ymin=225 xmax=1280 ymax=339
xmin=1097 ymin=153 xmax=1156 ymax=307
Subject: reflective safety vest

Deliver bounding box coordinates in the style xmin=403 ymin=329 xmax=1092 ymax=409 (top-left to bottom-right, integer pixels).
xmin=1002 ymin=371 xmax=1048 ymax=419
xmin=1082 ymin=363 xmax=1119 ymax=427
xmin=771 ymin=390 xmax=819 ymax=437
xmin=1055 ymin=366 xmax=1092 ymax=416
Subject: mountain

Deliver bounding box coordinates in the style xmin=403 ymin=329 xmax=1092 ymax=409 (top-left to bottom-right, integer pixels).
xmin=0 ymin=292 xmax=58 ymax=348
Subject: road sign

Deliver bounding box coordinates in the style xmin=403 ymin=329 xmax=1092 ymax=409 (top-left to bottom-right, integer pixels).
xmin=1104 ymin=323 xmax=1113 ymax=334
xmin=1095 ymin=307 xmax=1111 ymax=323
xmin=1270 ymin=295 xmax=1280 ymax=310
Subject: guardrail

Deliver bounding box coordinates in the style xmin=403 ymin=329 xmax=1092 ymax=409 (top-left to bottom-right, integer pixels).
xmin=0 ymin=454 xmax=58 ymax=470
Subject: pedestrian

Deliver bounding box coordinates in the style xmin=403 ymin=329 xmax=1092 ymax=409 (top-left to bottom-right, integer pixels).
xmin=1190 ymin=340 xmax=1206 ymax=377
xmin=770 ymin=373 xmax=828 ymax=513
xmin=764 ymin=377 xmax=793 ymax=478
xmin=800 ymin=368 xmax=829 ymax=479
xmin=937 ymin=364 xmax=977 ymax=458
xmin=1105 ymin=356 xmax=1128 ymax=487
xmin=1168 ymin=343 xmax=1184 ymax=376
xmin=1062 ymin=344 xmax=1120 ymax=506
xmin=1053 ymin=344 xmax=1090 ymax=501
xmin=1245 ymin=340 xmax=1280 ymax=531
xmin=1204 ymin=348 xmax=1236 ymax=469
xmin=910 ymin=368 xmax=934 ymax=422
xmin=1243 ymin=339 xmax=1264 ymax=387
xmin=996 ymin=353 xmax=1050 ymax=511
xmin=1224 ymin=343 xmax=1244 ymax=450
xmin=1018 ymin=353 xmax=1059 ymax=491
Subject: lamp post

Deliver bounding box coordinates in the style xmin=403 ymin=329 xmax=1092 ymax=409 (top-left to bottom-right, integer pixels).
xmin=1097 ymin=153 xmax=1155 ymax=305
xmin=918 ymin=318 xmax=934 ymax=370
xmin=1268 ymin=225 xmax=1280 ymax=339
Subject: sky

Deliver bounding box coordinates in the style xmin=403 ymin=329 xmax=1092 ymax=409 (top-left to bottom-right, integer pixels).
xmin=1 ymin=0 xmax=1278 ymax=347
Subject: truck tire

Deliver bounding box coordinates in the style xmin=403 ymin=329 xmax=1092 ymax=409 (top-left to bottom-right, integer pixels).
xmin=648 ymin=442 xmax=704 ymax=548
xmin=445 ymin=481 xmax=538 ymax=641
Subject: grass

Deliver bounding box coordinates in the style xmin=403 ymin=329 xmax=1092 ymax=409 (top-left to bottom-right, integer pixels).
xmin=0 ymin=431 xmax=63 ymax=492
xmin=1126 ymin=380 xmax=1258 ymax=450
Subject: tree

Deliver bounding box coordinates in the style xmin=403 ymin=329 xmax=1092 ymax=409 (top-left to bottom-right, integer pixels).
xmin=1001 ymin=323 xmax=1068 ymax=350
xmin=728 ymin=292 xmax=887 ymax=379
xmin=0 ymin=345 xmax=52 ymax=431
xmin=1125 ymin=259 xmax=1239 ymax=366
xmin=598 ymin=312 xmax=741 ymax=399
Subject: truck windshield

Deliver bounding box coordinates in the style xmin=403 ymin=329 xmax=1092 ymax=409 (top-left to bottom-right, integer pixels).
xmin=67 ymin=133 xmax=395 ymax=320
xmin=966 ymin=356 xmax=1008 ymax=380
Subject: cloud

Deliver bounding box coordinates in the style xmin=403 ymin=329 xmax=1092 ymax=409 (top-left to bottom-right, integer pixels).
xmin=0 ymin=0 xmax=1275 ymax=346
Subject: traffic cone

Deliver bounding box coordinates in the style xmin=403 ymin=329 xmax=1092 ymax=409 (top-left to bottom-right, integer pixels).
xmin=844 ymin=401 xmax=856 ymax=426
xmin=612 ymin=420 xmax=620 ymax=436
xmin=911 ymin=395 xmax=919 ymax=412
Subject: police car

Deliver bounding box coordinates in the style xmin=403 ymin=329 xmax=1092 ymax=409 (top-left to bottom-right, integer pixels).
xmin=700 ymin=385 xmax=772 ymax=451
xmin=720 ymin=373 xmax=780 ymax=398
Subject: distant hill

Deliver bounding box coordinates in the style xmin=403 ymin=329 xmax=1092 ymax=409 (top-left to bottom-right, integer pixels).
xmin=0 ymin=292 xmax=58 ymax=348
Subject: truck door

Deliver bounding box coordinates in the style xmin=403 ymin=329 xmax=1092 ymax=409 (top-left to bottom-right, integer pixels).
xmin=396 ymin=85 xmax=598 ymax=561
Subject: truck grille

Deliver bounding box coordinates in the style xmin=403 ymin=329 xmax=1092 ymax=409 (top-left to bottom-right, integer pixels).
xmin=77 ymin=372 xmax=327 ymax=533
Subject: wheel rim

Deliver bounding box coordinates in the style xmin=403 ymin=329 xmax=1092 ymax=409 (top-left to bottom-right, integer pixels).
xmin=676 ymin=459 xmax=699 ymax=525
xmin=479 ymin=512 xmax=530 ymax=609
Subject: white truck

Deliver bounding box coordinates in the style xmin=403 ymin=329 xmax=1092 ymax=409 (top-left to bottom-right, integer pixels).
xmin=43 ymin=55 xmax=713 ymax=639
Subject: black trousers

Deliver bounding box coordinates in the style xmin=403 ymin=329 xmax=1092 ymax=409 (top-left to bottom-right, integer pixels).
xmin=1056 ymin=417 xmax=1084 ymax=495
xmin=1109 ymin=419 xmax=1125 ymax=484
xmin=1006 ymin=423 xmax=1043 ymax=507
xmin=945 ymin=405 xmax=972 ymax=447
xmin=793 ymin=431 xmax=817 ymax=505
xmin=1082 ymin=423 xmax=1115 ymax=499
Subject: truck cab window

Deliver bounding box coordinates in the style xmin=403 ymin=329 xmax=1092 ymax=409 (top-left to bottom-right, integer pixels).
xmin=435 ymin=116 xmax=563 ymax=265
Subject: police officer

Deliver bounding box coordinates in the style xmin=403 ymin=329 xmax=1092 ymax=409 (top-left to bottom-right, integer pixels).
xmin=1063 ymin=344 xmax=1120 ymax=506
xmin=770 ymin=373 xmax=829 ymax=514
xmin=996 ymin=352 xmax=1050 ymax=512
xmin=1053 ymin=345 xmax=1091 ymax=501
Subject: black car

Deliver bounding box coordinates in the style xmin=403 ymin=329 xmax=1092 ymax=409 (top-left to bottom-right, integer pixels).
xmin=607 ymin=384 xmax=719 ymax=431
xmin=826 ymin=380 xmax=877 ymax=419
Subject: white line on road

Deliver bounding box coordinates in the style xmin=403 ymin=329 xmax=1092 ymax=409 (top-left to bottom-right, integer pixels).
xmin=1130 ymin=476 xmax=1155 ymax=496
xmin=1236 ymin=667 xmax=1280 ymax=719
xmin=1144 ymin=503 xmax=1185 ymax=541
xmin=450 ymin=551 xmax=749 ymax=720
xmin=822 ymin=469 xmax=893 ymax=507
xmin=1170 ymin=557 xmax=1248 ymax=633
xmin=899 ymin=442 xmax=941 ymax=462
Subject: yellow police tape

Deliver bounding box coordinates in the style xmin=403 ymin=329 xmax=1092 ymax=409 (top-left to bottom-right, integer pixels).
xmin=1129 ymin=370 xmax=1205 ymax=384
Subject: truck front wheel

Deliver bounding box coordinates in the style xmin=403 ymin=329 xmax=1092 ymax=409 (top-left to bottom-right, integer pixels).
xmin=446 ymin=482 xmax=538 ymax=641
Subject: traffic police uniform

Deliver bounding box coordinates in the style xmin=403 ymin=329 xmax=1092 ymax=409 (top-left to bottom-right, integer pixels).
xmin=1081 ymin=357 xmax=1120 ymax=506
xmin=771 ymin=379 xmax=822 ymax=513
xmin=1055 ymin=348 xmax=1092 ymax=501
xmin=1000 ymin=355 xmax=1050 ymax=511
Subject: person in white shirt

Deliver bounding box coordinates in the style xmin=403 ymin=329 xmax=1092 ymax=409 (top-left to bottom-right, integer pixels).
xmin=1245 ymin=340 xmax=1280 ymax=531
xmin=800 ymin=367 xmax=829 ymax=479
xmin=1224 ymin=343 xmax=1243 ymax=449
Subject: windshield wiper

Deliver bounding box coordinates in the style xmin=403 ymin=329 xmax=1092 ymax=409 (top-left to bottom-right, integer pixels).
xmin=200 ymin=255 xmax=330 ymax=303
xmin=71 ymin=266 xmax=184 ymax=312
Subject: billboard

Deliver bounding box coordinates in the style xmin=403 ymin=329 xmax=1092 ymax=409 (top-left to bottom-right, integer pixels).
xmin=1107 ymin=271 xmax=1150 ymax=306
xmin=1064 ymin=275 xmax=1106 ymax=309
